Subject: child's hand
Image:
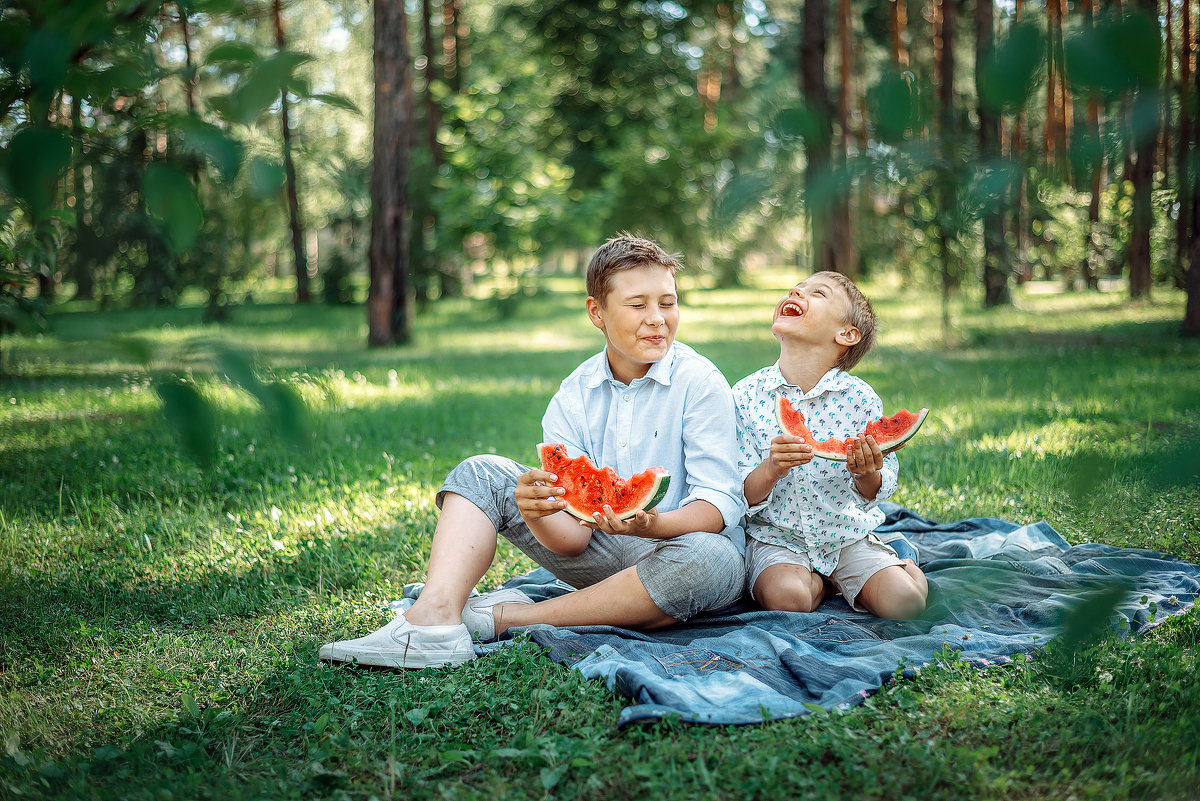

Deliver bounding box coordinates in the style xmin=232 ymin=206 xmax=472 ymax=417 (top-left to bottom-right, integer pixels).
xmin=515 ymin=468 xmax=567 ymax=520
xmin=583 ymin=505 xmax=659 ymax=538
xmin=845 ymin=434 xmax=884 ymax=477
xmin=768 ymin=434 xmax=814 ymax=478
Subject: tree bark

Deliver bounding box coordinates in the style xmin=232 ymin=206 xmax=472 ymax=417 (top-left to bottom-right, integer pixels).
xmin=1127 ymin=0 xmax=1159 ymax=299
xmin=1185 ymin=1 xmax=1200 ymax=334
xmin=1082 ymin=0 xmax=1103 ymax=290
xmin=369 ymin=0 xmax=414 ymax=345
xmin=977 ymin=0 xmax=1009 ymax=306
xmin=935 ymin=0 xmax=958 ymax=332
xmin=889 ymin=0 xmax=908 ymax=68
xmin=836 ymin=0 xmax=857 ymax=276
xmin=1178 ymin=0 xmax=1194 ymax=288
xmin=272 ymin=0 xmax=310 ymax=303
xmin=799 ymin=0 xmax=848 ymax=274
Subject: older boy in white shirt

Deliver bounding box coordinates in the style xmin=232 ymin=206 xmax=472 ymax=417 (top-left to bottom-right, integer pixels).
xmin=734 ymin=272 xmax=927 ymax=619
xmin=321 ymin=236 xmax=746 ymax=669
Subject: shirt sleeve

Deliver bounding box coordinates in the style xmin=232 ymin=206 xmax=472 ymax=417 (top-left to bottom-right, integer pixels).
xmin=733 ymin=378 xmax=772 ymax=517
xmin=541 ymin=380 xmax=589 ymax=459
xmin=678 ymin=370 xmax=748 ymax=528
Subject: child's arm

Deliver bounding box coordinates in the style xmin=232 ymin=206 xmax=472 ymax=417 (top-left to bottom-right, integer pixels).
xmin=744 ymin=434 xmax=813 ymax=506
xmin=514 ymin=468 xmax=594 ymax=556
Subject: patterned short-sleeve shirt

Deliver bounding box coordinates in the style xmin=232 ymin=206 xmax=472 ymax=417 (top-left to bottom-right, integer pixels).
xmin=732 ymin=363 xmax=899 ymax=575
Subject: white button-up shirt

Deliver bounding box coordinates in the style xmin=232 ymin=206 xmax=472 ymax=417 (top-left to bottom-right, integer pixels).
xmin=733 ymin=363 xmax=899 ymax=574
xmin=541 ymin=342 xmax=747 ymax=537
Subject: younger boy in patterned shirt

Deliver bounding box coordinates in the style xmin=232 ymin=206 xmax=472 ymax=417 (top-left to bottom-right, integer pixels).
xmin=733 ymin=272 xmax=927 ymax=619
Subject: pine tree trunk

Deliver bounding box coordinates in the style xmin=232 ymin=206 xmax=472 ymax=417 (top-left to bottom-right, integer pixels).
xmin=1177 ymin=0 xmax=1194 ymax=289
xmin=800 ymin=0 xmax=836 ymax=272
xmin=977 ymin=0 xmax=1009 ymax=306
xmin=935 ymin=0 xmax=958 ymax=332
xmin=1127 ymin=0 xmax=1160 ymax=299
xmin=69 ymin=94 xmax=95 ymax=301
xmin=1185 ymin=2 xmax=1200 ymax=334
xmin=1082 ymin=0 xmax=1103 ymax=290
xmin=1011 ymin=0 xmax=1030 ymax=283
xmin=272 ymin=0 xmax=310 ymax=304
xmin=835 ymin=0 xmax=856 ymax=276
xmin=369 ymin=0 xmax=414 ymax=345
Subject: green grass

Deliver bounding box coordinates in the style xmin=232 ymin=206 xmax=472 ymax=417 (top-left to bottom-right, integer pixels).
xmin=1 ymin=272 xmax=1198 ymax=800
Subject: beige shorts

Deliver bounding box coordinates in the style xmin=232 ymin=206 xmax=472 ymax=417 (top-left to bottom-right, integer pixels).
xmin=746 ymin=533 xmax=906 ymax=612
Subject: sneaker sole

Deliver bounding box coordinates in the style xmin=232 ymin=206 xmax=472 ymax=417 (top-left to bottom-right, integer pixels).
xmin=319 ymin=644 xmax=475 ymax=669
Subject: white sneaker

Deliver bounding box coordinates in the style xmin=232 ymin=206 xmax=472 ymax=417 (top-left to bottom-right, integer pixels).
xmin=319 ymin=613 xmax=475 ymax=669
xmin=461 ymin=588 xmax=535 ymax=641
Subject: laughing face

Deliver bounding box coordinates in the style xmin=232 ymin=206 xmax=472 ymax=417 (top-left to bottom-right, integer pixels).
xmin=587 ymin=264 xmax=679 ymax=384
xmin=771 ymin=275 xmax=856 ymax=344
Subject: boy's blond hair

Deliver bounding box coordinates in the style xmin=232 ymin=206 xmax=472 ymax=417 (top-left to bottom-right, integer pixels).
xmin=586 ymin=234 xmax=682 ymax=304
xmin=811 ymin=270 xmax=876 ymax=371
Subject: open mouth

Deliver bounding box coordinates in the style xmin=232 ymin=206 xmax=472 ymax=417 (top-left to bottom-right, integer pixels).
xmin=778 ymin=300 xmax=804 ymax=318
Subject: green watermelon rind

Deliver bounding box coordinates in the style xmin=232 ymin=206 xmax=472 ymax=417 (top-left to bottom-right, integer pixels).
xmin=537 ymin=443 xmax=672 ymax=522
xmin=775 ymin=396 xmax=930 ymax=462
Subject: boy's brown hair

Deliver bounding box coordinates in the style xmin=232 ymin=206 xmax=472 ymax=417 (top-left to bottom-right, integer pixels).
xmin=811 ymin=270 xmax=877 ymax=371
xmin=586 ymin=234 xmax=682 ymax=304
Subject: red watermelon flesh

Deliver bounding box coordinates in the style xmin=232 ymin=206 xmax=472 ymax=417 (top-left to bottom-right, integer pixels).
xmin=537 ymin=443 xmax=671 ymax=521
xmin=775 ymin=397 xmax=929 ymax=461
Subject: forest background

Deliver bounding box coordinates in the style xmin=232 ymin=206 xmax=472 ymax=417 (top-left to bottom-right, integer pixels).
xmin=3 ymin=2 xmax=1200 ymax=799
xmin=3 ymin=0 xmax=1200 ymax=348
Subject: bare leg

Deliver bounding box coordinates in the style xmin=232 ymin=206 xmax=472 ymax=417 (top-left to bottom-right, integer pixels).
xmin=752 ymin=563 xmax=827 ymax=613
xmin=403 ymin=493 xmax=498 ymax=627
xmin=489 ymin=565 xmax=676 ymax=636
xmin=856 ymin=560 xmax=928 ymax=619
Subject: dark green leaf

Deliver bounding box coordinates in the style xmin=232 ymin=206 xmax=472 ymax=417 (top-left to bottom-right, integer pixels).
xmin=205 ymin=41 xmax=259 ymax=66
xmin=772 ymin=105 xmax=823 ymax=144
xmin=176 ymin=116 xmax=244 ymax=181
xmin=309 ymin=93 xmax=360 ymax=114
xmin=867 ymin=71 xmax=920 ymax=143
xmin=212 ymin=343 xmax=263 ymax=396
xmin=4 ymin=127 xmax=72 ymax=219
xmin=262 ymin=381 xmax=313 ymax=450
xmin=712 ymin=170 xmax=773 ymax=227
xmin=246 ymin=156 xmax=285 ymax=198
xmin=979 ymin=21 xmax=1045 ymax=114
xmin=111 ymin=336 xmax=156 ymax=366
xmin=1059 ymin=580 xmax=1132 ymax=650
xmin=154 ymin=379 xmax=217 ymax=468
xmin=143 ymin=163 xmax=202 ymax=252
xmin=231 ymin=51 xmax=314 ymax=123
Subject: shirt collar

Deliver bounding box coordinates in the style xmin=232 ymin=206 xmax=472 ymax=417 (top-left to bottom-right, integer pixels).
xmin=768 ymin=363 xmax=851 ymax=399
xmin=583 ymin=343 xmax=676 ymax=389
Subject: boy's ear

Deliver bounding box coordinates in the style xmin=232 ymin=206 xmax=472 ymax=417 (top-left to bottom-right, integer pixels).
xmin=586 ymin=296 xmax=606 ymax=331
xmin=835 ymin=325 xmax=861 ymax=347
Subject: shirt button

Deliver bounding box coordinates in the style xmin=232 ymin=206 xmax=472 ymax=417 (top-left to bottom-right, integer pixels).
xmin=623 ymin=394 xmax=631 ymax=402
xmin=619 ymin=440 xmax=627 ymax=447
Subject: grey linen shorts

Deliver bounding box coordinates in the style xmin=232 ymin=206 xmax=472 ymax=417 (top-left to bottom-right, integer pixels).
xmin=437 ymin=454 xmax=744 ymax=621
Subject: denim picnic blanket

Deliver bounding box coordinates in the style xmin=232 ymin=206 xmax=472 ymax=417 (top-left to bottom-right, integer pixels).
xmin=397 ymin=504 xmax=1200 ymax=727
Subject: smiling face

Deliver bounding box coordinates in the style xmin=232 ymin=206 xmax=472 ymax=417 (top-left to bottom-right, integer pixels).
xmin=587 ymin=264 xmax=679 ymax=384
xmin=770 ymin=274 xmax=860 ymax=348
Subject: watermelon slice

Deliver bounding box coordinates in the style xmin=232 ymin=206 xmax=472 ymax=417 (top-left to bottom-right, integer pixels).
xmin=775 ymin=396 xmax=929 ymax=461
xmin=537 ymin=443 xmax=671 ymax=522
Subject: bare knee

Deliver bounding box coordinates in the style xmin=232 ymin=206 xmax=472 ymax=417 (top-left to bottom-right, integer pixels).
xmin=859 ymin=567 xmax=928 ymax=620
xmin=754 ymin=566 xmax=825 ymax=613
